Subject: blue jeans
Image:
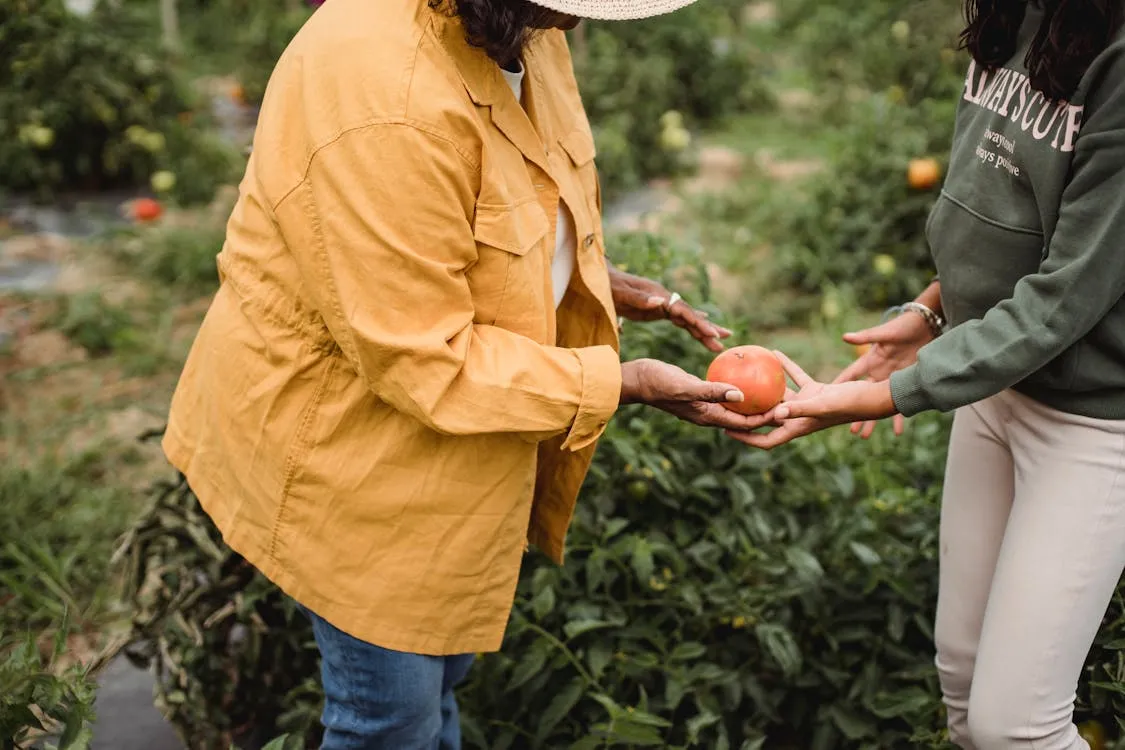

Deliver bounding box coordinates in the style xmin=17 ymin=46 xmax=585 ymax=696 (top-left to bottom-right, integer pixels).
xmin=302 ymin=607 xmax=476 ymax=750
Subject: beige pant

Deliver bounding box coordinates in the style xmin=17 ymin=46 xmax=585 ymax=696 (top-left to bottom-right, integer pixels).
xmin=936 ymin=390 xmax=1125 ymax=750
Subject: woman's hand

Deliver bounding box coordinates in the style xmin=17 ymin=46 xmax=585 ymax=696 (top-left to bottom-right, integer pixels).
xmin=726 ymin=352 xmax=898 ymax=450
xmin=609 ymin=267 xmax=731 ymax=352
xmin=834 ymin=310 xmax=934 ymax=438
xmin=620 ymin=359 xmax=775 ymax=431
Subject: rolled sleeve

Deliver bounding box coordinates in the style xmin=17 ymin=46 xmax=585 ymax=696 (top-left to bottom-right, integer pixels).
xmin=561 ymin=345 xmax=622 ymax=451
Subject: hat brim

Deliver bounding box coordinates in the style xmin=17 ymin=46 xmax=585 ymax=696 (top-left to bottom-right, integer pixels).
xmin=529 ymin=0 xmax=700 ymax=21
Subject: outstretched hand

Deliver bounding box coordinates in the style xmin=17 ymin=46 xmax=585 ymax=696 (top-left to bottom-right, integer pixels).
xmin=620 ymin=359 xmax=776 ymax=432
xmin=834 ymin=310 xmax=933 ymax=438
xmin=609 ymin=268 xmax=732 ymax=352
xmin=726 ymin=352 xmax=898 ymax=450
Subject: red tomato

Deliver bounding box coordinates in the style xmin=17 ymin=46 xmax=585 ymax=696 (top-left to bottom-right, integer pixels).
xmin=706 ymin=345 xmax=786 ymax=416
xmin=132 ymin=198 xmax=163 ymax=223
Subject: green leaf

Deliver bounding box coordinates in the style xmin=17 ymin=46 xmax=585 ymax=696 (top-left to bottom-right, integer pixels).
xmin=58 ymin=706 xmax=93 ymax=750
xmin=508 ymin=644 xmax=550 ymax=691
xmin=586 ymin=550 xmax=609 ymax=592
xmin=755 ymin=623 xmax=802 ymax=676
xmin=538 ymin=678 xmax=585 ymax=739
xmin=785 ymin=547 xmax=824 ymax=581
xmin=531 ymin=585 xmax=556 ymax=620
xmin=849 ymin=541 xmax=882 ymax=566
xmin=587 ymin=641 xmax=613 ymax=679
xmin=603 ymin=720 xmax=666 ymax=746
xmin=260 ymin=736 xmax=291 ymax=750
xmin=603 ymin=518 xmax=630 ymax=539
xmin=664 ymin=676 xmax=687 ymax=710
xmin=623 ymin=707 xmax=672 ymax=728
xmin=825 ymin=705 xmax=876 ymax=740
xmin=564 ymin=618 xmax=622 ymax=640
xmin=631 ymin=537 xmax=655 ymax=582
xmin=1088 ymin=681 xmax=1125 ymax=696
xmin=870 ymin=687 xmax=937 ymax=718
xmin=461 ymin=717 xmax=488 ymax=749
xmin=686 ymin=711 xmax=720 ymax=741
xmin=591 ymin=692 xmax=625 ymax=719
xmin=887 ymin=611 xmax=907 ymax=646
xmin=670 ymin=641 xmax=707 ymax=661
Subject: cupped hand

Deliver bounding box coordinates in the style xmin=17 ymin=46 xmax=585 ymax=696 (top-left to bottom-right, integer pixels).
xmin=726 ymin=352 xmax=897 ymax=450
xmin=620 ymin=359 xmax=775 ymax=431
xmin=609 ymin=268 xmax=732 ymax=352
xmin=834 ymin=311 xmax=933 ymax=438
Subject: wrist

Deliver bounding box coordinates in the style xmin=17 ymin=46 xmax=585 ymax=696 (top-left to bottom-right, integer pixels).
xmin=619 ymin=360 xmax=645 ymax=405
xmin=869 ymin=379 xmax=897 ymax=417
xmin=607 ymin=264 xmax=627 ymax=289
xmin=916 ymin=280 xmax=943 ymax=319
xmin=885 ymin=300 xmax=944 ymax=339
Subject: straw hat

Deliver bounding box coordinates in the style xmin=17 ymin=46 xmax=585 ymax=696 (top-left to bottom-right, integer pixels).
xmin=530 ymin=0 xmax=700 ymax=21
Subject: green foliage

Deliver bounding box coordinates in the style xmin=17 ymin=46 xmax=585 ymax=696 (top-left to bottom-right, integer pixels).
xmin=0 ymin=0 xmax=239 ymax=203
xmin=229 ymin=8 xmax=314 ymax=106
xmin=769 ymin=91 xmax=956 ymax=308
xmin=104 ymin=222 xmax=225 ymax=293
xmin=49 ymin=288 xmax=178 ymax=374
xmin=775 ymin=0 xmax=963 ymax=105
xmin=121 ymin=474 xmax=323 ymax=750
xmin=54 ymin=291 xmax=136 ymax=356
xmin=0 ymin=455 xmax=133 ymax=635
xmin=573 ymin=2 xmax=770 ymax=199
xmin=0 ymin=614 xmax=98 ymax=750
xmin=703 ymin=0 xmax=968 ymax=313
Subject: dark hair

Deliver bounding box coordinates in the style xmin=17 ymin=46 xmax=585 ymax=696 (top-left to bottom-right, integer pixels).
xmin=433 ymin=0 xmax=556 ymax=65
xmin=960 ymin=0 xmax=1123 ymax=100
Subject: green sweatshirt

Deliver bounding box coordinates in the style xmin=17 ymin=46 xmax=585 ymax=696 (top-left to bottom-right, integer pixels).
xmin=890 ymin=5 xmax=1125 ymax=419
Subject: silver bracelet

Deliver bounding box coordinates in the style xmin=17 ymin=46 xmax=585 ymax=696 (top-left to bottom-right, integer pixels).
xmin=891 ymin=301 xmax=945 ymax=337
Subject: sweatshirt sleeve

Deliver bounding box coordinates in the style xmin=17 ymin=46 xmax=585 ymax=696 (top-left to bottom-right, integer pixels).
xmin=891 ymin=59 xmax=1125 ymax=416
xmin=276 ymin=121 xmax=620 ymax=449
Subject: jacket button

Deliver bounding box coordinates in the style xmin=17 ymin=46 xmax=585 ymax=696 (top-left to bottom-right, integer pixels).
xmin=584 ymin=234 xmax=596 ymax=248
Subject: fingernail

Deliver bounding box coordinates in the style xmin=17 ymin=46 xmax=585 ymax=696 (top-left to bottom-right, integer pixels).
xmin=775 ymin=406 xmax=790 ymax=419
xmin=725 ymin=390 xmax=744 ymax=402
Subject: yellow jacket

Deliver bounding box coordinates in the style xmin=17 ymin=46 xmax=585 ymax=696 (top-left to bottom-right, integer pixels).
xmin=164 ymin=0 xmax=621 ymax=655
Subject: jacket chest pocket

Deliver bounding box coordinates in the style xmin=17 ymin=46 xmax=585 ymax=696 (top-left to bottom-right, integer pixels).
xmin=468 ymin=198 xmax=551 ymax=338
xmin=559 ymin=126 xmax=600 ymax=218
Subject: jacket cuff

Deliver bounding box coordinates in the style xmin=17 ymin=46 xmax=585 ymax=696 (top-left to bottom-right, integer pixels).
xmin=889 ymin=366 xmax=934 ymax=418
xmin=561 ymin=345 xmax=621 ymax=452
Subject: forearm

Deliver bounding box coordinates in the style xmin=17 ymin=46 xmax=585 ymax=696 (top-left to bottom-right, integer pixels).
xmin=891 ymin=264 xmax=1123 ymax=415
xmin=368 ymin=326 xmax=621 ymax=450
xmin=915 ymin=280 xmax=943 ymax=319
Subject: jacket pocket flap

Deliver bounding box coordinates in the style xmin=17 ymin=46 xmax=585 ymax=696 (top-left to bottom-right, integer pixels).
xmin=473 ymin=200 xmax=550 ymax=256
xmin=559 ymin=127 xmax=597 ymax=166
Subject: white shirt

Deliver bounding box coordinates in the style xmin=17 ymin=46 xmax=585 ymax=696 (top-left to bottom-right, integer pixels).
xmin=500 ymin=62 xmax=576 ymax=309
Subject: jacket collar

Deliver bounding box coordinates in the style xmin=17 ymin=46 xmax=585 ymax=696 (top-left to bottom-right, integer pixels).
xmin=431 ymin=7 xmax=551 ymax=173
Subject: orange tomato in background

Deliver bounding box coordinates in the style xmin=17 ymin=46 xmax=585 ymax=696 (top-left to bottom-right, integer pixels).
xmin=132 ymin=198 xmax=163 ymax=223
xmin=908 ymin=157 xmax=942 ymax=190
xmin=706 ymin=345 xmax=786 ymax=416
